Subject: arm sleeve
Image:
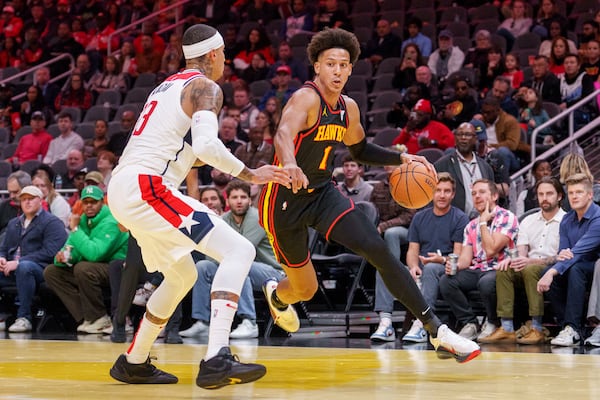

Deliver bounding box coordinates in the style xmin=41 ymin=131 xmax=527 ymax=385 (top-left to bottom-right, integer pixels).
xmin=191 ymin=110 xmax=245 ymax=176
xmin=347 ymin=138 xmax=402 ymax=166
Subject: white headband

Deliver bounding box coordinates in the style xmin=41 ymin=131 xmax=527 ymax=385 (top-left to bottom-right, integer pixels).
xmin=182 ymin=31 xmax=224 ymax=59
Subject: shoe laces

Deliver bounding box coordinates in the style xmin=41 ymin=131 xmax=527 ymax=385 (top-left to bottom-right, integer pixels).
xmin=145 ymin=356 xmax=158 ymax=370
xmin=223 ymin=352 xmax=241 ymax=363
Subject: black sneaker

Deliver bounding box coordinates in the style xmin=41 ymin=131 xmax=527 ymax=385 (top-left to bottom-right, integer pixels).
xmin=196 ymin=346 xmax=266 ymax=390
xmin=110 ymin=354 xmax=178 ymax=384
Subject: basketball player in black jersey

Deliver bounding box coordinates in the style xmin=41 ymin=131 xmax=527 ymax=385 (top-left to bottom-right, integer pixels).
xmin=259 ymin=28 xmax=481 ymax=363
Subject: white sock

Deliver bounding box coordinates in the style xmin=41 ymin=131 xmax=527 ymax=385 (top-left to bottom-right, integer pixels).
xmin=126 ymin=313 xmax=165 ymax=364
xmin=205 ymin=298 xmax=237 ymax=360
xmin=379 ymin=312 xmax=392 ymax=326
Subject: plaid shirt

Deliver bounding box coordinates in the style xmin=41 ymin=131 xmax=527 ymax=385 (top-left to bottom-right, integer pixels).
xmin=463 ymin=205 xmax=518 ymax=271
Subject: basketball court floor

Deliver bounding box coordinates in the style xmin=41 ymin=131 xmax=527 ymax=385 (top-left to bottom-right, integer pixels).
xmin=1 ymin=332 xmax=599 ymax=399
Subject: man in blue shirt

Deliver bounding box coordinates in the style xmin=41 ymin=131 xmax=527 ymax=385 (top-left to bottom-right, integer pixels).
xmin=0 ymin=186 xmax=67 ymax=332
xmin=537 ymin=173 xmax=600 ymax=346
xmin=401 ymin=17 xmax=432 ymax=58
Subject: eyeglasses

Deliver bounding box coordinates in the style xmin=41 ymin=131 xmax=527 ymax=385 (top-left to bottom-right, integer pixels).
xmin=455 ymin=132 xmax=476 ymax=138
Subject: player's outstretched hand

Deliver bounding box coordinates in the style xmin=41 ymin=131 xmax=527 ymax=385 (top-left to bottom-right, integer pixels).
xmin=282 ymin=164 xmax=309 ymax=194
xmin=400 ymin=153 xmax=437 ymax=180
xmin=250 ymin=165 xmax=292 ymax=188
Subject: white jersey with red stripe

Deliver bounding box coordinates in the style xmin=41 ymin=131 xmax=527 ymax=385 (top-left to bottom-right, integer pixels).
xmin=113 ymin=69 xmax=204 ymax=187
xmin=108 ymin=69 xmax=225 ymax=271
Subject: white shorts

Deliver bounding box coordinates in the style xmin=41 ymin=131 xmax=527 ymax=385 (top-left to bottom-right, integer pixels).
xmin=107 ymin=169 xmax=222 ymax=272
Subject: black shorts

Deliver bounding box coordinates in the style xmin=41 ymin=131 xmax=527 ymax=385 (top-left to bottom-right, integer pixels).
xmin=259 ymin=181 xmax=354 ymax=267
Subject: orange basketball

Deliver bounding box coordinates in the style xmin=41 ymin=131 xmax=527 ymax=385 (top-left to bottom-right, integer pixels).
xmin=389 ymin=163 xmax=436 ymax=209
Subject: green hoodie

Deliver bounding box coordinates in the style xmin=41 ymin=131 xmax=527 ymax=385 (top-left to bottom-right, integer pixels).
xmin=54 ymin=205 xmax=129 ymax=266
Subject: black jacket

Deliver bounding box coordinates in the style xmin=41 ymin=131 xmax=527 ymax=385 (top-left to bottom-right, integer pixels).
xmin=434 ymin=152 xmax=495 ymax=212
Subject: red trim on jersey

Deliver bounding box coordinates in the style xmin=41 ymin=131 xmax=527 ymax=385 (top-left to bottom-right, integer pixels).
xmin=292 ymin=86 xmax=323 ymax=155
xmin=304 ymin=81 xmax=342 ymax=114
xmin=138 ymin=175 xmax=193 ymax=227
xmin=165 ymin=70 xmax=203 ymax=81
xmin=272 ymin=82 xmax=326 ymax=167
xmin=325 ymin=201 xmax=355 ymax=241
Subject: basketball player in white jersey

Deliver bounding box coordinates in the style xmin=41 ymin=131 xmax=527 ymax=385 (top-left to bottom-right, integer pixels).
xmin=107 ymin=24 xmax=290 ymax=389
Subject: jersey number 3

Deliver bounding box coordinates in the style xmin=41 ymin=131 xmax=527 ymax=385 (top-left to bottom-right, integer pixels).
xmin=132 ymin=100 xmax=158 ymax=136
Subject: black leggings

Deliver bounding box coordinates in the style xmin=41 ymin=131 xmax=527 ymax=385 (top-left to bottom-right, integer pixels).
xmin=328 ymin=209 xmax=440 ymax=331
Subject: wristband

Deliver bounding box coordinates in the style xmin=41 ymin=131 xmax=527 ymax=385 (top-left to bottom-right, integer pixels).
xmin=479 ymin=221 xmax=488 ymax=227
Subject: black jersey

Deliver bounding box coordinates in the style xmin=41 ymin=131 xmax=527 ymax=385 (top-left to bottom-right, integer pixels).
xmin=274 ymin=81 xmax=349 ymax=190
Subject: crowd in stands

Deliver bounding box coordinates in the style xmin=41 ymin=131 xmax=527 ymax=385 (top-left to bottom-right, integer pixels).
xmin=0 ymin=0 xmax=599 ymax=350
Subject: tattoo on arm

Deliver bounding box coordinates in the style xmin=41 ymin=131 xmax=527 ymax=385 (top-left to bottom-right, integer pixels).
xmin=183 ymin=79 xmax=224 ymax=114
xmin=211 ymin=290 xmax=240 ymax=302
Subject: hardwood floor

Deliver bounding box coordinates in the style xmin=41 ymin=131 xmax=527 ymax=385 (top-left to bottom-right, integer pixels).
xmin=1 ymin=331 xmax=599 ymax=399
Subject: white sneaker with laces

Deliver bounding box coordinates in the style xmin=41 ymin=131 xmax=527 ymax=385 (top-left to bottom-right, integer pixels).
xmin=402 ymin=319 xmax=427 ymax=343
xmin=458 ymin=323 xmax=478 ymax=341
xmin=584 ymin=326 xmax=600 ymax=347
xmin=230 ymin=319 xmax=259 ymax=339
xmin=8 ymin=317 xmax=32 ymax=333
xmin=551 ymin=325 xmax=581 ymax=346
xmin=262 ymin=279 xmax=300 ymax=333
xmin=477 ymin=322 xmax=497 ymax=341
xmin=179 ymin=320 xmax=209 ymax=337
xmin=82 ymin=315 xmax=112 ymax=334
xmin=430 ymin=324 xmax=481 ymax=363
xmin=370 ymin=321 xmax=396 ymax=342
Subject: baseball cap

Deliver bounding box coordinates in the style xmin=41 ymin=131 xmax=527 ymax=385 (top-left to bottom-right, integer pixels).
xmin=2 ymin=5 xmax=15 ymax=13
xmin=439 ymin=30 xmax=453 ymax=39
xmin=19 ymin=185 xmax=43 ymax=198
xmin=57 ymin=0 xmax=69 ymax=5
xmin=75 ymin=168 xmax=88 ymax=177
xmin=276 ymin=65 xmax=292 ymax=75
xmin=80 ymin=185 xmax=104 ymax=201
xmin=31 ymin=111 xmax=45 ymax=120
xmin=470 ymin=118 xmax=488 ymax=141
xmin=413 ymin=99 xmax=432 ymax=114
xmin=84 ymin=171 xmax=104 ymax=185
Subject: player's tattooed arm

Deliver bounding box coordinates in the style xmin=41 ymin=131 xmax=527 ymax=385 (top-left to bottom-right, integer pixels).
xmin=183 ymin=78 xmax=224 ymax=115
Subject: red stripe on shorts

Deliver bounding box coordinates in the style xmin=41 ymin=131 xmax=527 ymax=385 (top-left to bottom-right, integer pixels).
xmin=138 ymin=175 xmax=194 ymax=228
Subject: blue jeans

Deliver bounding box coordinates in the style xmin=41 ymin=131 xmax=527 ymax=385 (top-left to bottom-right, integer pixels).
xmin=545 ymin=261 xmax=595 ymax=332
xmin=374 ymin=262 xmax=444 ymax=313
xmin=382 ymin=226 xmax=409 ymax=263
xmin=191 ymin=260 xmax=283 ymax=321
xmin=0 ymin=260 xmax=45 ymax=321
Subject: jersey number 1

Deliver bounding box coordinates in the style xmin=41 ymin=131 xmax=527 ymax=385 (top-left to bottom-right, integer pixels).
xmin=132 ymin=100 xmax=158 ymax=136
xmin=318 ymin=145 xmax=333 ymax=170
